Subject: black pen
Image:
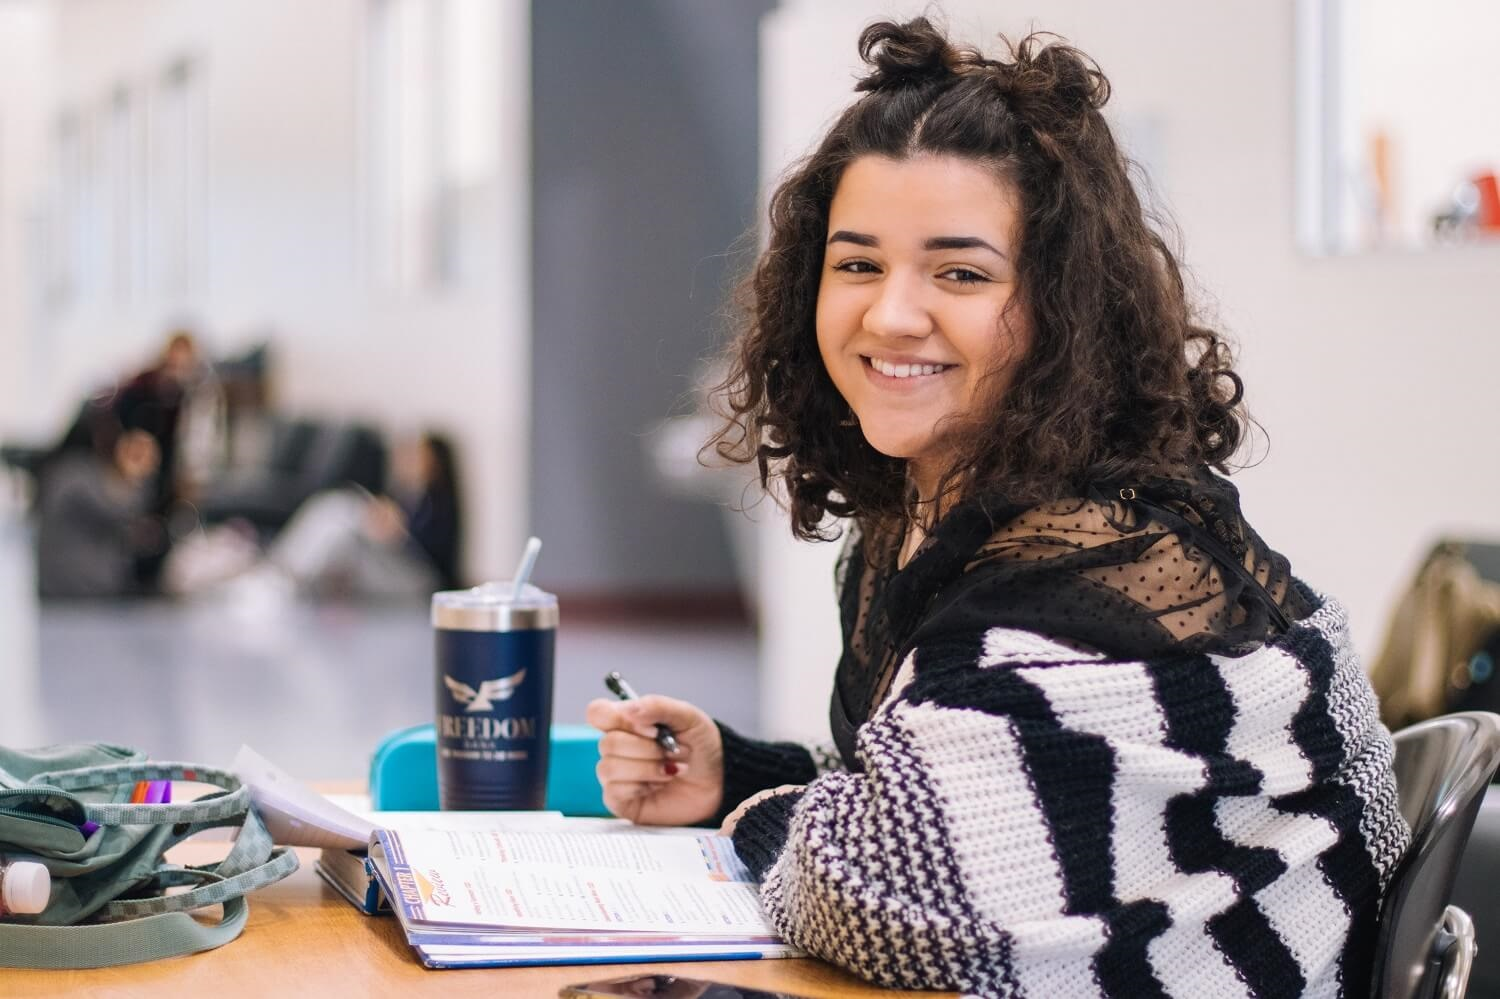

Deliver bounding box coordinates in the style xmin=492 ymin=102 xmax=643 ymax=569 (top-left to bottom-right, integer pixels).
xmin=604 ymin=671 xmax=681 ymax=756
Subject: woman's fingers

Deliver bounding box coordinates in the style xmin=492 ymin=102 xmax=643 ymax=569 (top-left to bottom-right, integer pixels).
xmin=586 ymin=695 xmax=708 ymax=740
xmin=596 ymin=755 xmax=686 ymax=785
xmin=585 ymin=698 xmax=667 ymax=742
xmin=585 ymin=697 xmax=632 ymax=732
xmin=598 ymin=771 xmax=694 ymax=825
xmin=622 ymin=694 xmax=708 ymax=733
xmin=598 ymin=729 xmax=673 ymax=761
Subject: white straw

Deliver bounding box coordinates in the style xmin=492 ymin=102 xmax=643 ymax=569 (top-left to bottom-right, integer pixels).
xmin=509 ymin=536 xmax=542 ymax=600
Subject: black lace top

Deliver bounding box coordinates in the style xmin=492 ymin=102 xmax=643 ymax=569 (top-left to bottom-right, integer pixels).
xmin=829 ymin=469 xmax=1314 ymax=769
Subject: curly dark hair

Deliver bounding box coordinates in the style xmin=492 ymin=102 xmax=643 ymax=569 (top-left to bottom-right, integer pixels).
xmin=707 ymin=16 xmax=1248 ymax=542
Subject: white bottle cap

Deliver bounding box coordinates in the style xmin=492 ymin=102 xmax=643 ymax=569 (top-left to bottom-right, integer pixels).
xmin=2 ymin=861 xmax=51 ymax=915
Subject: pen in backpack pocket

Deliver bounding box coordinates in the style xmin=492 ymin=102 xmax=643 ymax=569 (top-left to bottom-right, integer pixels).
xmin=129 ymin=780 xmax=170 ymax=805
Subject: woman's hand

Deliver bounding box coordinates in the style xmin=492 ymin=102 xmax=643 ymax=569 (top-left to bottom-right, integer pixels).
xmin=586 ymin=695 xmax=723 ymax=826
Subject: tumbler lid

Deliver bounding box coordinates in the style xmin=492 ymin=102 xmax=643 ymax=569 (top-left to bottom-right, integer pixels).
xmin=432 ymin=581 xmax=559 ymax=631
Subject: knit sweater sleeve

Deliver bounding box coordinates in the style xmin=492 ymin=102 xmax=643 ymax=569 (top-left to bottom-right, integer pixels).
xmin=712 ymin=722 xmax=842 ymax=826
xmin=729 ymin=597 xmax=1410 ymax=996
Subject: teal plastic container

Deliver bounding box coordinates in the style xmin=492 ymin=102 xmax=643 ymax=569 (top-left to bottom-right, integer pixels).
xmin=369 ymin=723 xmax=606 ymax=816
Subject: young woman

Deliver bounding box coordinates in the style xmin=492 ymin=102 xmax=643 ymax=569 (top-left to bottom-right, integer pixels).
xmin=588 ymin=19 xmax=1408 ymax=997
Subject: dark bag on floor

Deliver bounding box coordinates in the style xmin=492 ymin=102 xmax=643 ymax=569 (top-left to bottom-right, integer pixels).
xmin=0 ymin=743 xmax=298 ymax=968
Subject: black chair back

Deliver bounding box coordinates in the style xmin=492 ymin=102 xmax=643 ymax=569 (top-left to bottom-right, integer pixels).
xmin=1373 ymin=711 xmax=1500 ymax=998
xmin=1451 ymin=788 xmax=1500 ymax=996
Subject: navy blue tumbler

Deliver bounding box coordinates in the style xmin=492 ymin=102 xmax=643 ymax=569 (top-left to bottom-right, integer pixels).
xmin=432 ymin=582 xmax=558 ymax=810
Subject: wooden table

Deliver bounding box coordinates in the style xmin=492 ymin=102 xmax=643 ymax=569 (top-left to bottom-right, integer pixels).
xmin=4 ymin=842 xmax=954 ymax=998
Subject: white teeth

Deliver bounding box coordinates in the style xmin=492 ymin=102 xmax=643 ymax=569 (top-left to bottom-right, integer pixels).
xmin=870 ymin=357 xmax=949 ymax=378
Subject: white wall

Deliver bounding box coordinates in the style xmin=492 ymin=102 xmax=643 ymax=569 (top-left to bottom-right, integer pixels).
xmin=756 ymin=0 xmax=1500 ymax=740
xmin=0 ymin=2 xmax=53 ymax=435
xmin=0 ymin=2 xmax=51 ymax=742
xmin=1 ymin=0 xmax=530 ymax=581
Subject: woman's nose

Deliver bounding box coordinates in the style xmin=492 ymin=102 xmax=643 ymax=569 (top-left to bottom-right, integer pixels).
xmin=862 ymin=273 xmax=933 ymax=340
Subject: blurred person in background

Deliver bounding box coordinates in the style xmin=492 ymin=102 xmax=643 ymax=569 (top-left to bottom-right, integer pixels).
xmin=36 ymin=426 xmax=160 ymax=599
xmin=111 ymin=329 xmax=225 ymax=587
xmin=168 ymin=431 xmax=461 ymax=599
xmin=112 ymin=330 xmax=197 ymax=509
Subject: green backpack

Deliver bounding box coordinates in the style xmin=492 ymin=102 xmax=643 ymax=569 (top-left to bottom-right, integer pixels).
xmin=0 ymin=743 xmax=298 ymax=968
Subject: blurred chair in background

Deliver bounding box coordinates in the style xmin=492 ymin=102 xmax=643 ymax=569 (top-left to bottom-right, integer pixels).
xmin=1371 ymin=544 xmax=1500 ymax=999
xmin=193 ymin=418 xmax=386 ymax=534
xmin=1452 ymin=790 xmax=1500 ymax=997
xmin=1373 ymin=712 xmax=1500 ymax=999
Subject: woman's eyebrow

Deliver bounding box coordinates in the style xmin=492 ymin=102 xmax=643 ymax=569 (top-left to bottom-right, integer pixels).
xmin=826 ymin=230 xmax=1008 ymax=261
xmin=827 ymin=229 xmax=878 ymax=247
xmin=924 ymin=235 xmax=1007 ymax=259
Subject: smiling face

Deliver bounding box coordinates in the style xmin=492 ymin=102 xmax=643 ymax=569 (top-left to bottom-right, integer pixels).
xmin=816 ymin=154 xmax=1030 ymax=500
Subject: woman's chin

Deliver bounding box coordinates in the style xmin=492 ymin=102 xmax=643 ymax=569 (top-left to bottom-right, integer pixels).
xmin=858 ymin=432 xmax=928 ymax=462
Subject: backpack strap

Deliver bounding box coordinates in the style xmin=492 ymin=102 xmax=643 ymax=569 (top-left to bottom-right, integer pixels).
xmin=94 ymin=808 xmax=298 ymax=921
xmin=29 ymin=762 xmax=250 ymax=825
xmin=0 ymin=896 xmax=252 ymax=969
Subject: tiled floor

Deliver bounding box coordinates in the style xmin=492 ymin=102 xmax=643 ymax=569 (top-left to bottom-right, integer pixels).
xmin=0 ymin=511 xmax=758 ymax=780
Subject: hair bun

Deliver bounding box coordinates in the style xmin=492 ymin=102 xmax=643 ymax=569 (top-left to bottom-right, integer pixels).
xmin=855 ymin=17 xmax=956 ymax=93
xmin=1003 ymin=34 xmax=1112 ymax=117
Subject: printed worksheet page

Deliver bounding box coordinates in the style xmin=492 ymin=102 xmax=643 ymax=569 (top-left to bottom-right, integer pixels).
xmin=376 ymin=828 xmax=770 ymax=936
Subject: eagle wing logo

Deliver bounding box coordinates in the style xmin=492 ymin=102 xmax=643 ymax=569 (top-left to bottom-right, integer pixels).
xmin=444 ymin=669 xmax=527 ymax=712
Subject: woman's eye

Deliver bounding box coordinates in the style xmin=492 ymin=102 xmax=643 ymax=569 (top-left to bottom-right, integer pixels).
xmin=833 ymin=260 xmax=879 ymax=275
xmin=940 ymin=266 xmax=990 ymax=284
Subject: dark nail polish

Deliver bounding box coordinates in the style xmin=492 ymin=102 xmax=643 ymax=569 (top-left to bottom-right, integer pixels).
xmin=663 ymin=761 xmax=679 ymax=776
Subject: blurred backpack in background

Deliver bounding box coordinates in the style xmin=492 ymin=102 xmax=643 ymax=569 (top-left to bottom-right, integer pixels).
xmin=1371 ymin=541 xmax=1500 ymax=730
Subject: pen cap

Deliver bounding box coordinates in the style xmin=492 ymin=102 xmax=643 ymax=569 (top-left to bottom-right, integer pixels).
xmin=1 ymin=861 xmax=51 ymax=914
xmin=431 ymin=581 xmax=558 ymax=632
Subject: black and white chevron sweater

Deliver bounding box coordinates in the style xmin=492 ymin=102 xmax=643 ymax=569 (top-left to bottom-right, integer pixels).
xmin=725 ymin=593 xmax=1410 ymax=997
